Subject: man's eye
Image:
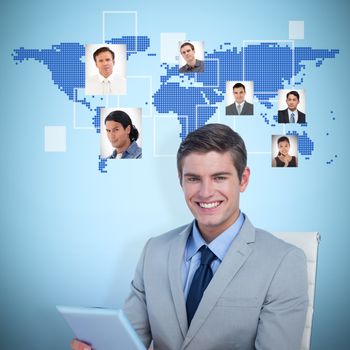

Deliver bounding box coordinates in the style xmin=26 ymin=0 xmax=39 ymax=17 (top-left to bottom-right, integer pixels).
xmin=187 ymin=177 xmax=199 ymax=182
xmin=214 ymin=176 xmax=226 ymax=181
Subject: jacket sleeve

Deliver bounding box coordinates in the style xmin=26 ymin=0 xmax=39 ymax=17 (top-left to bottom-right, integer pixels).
xmin=123 ymin=239 xmax=152 ymax=348
xmin=255 ymin=247 xmax=309 ymax=350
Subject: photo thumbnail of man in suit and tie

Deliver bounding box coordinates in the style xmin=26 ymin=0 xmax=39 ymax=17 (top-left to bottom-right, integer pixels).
xmin=71 ymin=123 xmax=308 ymax=350
xmin=85 ymin=45 xmax=127 ymax=96
xmin=278 ymin=90 xmax=306 ymax=123
xmin=226 ymin=82 xmax=254 ymax=115
xmin=179 ymin=41 xmax=204 ymax=73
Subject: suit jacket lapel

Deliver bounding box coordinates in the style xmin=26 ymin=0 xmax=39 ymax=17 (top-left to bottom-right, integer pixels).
xmin=241 ymin=102 xmax=247 ymax=115
xmin=168 ymin=223 xmax=192 ymax=339
xmin=182 ymin=217 xmax=256 ymax=349
xmin=234 ymin=103 xmax=238 ymax=114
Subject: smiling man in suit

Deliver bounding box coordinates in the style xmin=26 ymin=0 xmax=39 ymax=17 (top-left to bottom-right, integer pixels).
xmin=71 ymin=123 xmax=308 ymax=350
xmin=226 ymin=83 xmax=254 ymax=115
xmin=278 ymin=90 xmax=306 ymax=123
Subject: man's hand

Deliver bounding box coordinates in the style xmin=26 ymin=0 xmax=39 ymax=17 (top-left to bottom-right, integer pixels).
xmin=70 ymin=339 xmax=92 ymax=350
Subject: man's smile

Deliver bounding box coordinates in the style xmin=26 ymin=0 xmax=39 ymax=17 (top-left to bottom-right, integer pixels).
xmin=197 ymin=201 xmax=222 ymax=209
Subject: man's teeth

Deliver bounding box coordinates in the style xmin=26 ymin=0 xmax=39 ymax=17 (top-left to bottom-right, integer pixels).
xmin=199 ymin=202 xmax=220 ymax=209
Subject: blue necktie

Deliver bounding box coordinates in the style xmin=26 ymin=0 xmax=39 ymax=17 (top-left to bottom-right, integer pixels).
xmin=290 ymin=112 xmax=295 ymax=123
xmin=186 ymin=246 xmax=217 ymax=325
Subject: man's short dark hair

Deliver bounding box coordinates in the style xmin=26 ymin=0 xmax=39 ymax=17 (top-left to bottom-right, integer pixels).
xmin=177 ymin=123 xmax=247 ymax=181
xmin=232 ymin=83 xmax=246 ymax=92
xmin=180 ymin=42 xmax=195 ymax=52
xmin=286 ymin=90 xmax=300 ymax=100
xmin=93 ymin=47 xmax=115 ymax=62
xmin=105 ymin=110 xmax=139 ymax=142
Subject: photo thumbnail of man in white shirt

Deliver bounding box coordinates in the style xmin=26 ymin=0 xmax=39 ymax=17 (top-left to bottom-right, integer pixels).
xmin=85 ymin=44 xmax=127 ymax=96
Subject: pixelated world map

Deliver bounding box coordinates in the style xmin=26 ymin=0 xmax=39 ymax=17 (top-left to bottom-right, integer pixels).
xmin=12 ymin=35 xmax=339 ymax=172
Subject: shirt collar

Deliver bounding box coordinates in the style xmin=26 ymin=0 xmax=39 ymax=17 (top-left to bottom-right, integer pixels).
xmin=288 ymin=109 xmax=298 ymax=117
xmin=185 ymin=59 xmax=201 ymax=71
xmin=185 ymin=211 xmax=245 ymax=262
xmin=110 ymin=141 xmax=137 ymax=159
xmin=97 ymin=72 xmax=114 ymax=83
xmin=236 ymin=101 xmax=245 ymax=108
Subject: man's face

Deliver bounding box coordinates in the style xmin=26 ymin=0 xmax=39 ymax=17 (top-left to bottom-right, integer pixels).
xmin=278 ymin=141 xmax=290 ymax=156
xmin=180 ymin=45 xmax=195 ymax=64
xmin=233 ymin=87 xmax=246 ymax=104
xmin=180 ymin=151 xmax=250 ymax=241
xmin=95 ymin=51 xmax=114 ymax=77
xmin=105 ymin=121 xmax=130 ymax=150
xmin=286 ymin=94 xmax=299 ymax=111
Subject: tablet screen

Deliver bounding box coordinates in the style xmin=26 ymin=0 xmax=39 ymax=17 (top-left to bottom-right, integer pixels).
xmin=57 ymin=306 xmax=146 ymax=350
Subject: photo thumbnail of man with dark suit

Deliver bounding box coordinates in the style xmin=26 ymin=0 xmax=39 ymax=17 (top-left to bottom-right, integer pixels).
xmin=278 ymin=90 xmax=306 ymax=123
xmin=71 ymin=123 xmax=308 ymax=350
xmin=226 ymin=82 xmax=254 ymax=115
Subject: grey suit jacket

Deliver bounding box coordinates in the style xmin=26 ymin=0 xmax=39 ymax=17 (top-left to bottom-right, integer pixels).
xmin=123 ymin=217 xmax=308 ymax=350
xmin=226 ymin=101 xmax=254 ymax=115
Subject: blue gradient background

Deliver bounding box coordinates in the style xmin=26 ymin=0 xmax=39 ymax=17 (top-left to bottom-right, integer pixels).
xmin=0 ymin=0 xmax=349 ymax=349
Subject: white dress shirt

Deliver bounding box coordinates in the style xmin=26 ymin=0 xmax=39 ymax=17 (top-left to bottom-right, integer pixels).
xmin=85 ymin=72 xmax=126 ymax=95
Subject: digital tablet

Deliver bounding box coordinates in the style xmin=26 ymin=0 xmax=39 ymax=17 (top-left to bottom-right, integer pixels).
xmin=57 ymin=305 xmax=146 ymax=350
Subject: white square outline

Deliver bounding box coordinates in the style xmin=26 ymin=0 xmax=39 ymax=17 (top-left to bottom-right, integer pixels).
xmin=194 ymin=58 xmax=220 ymax=88
xmin=102 ymin=11 xmax=138 ymax=51
xmin=73 ymin=88 xmax=95 ymax=130
xmin=153 ymin=115 xmax=188 ymax=158
xmin=124 ymin=75 xmax=153 ymax=118
xmin=242 ymin=40 xmax=295 ymax=90
xmin=160 ymin=32 xmax=186 ymax=64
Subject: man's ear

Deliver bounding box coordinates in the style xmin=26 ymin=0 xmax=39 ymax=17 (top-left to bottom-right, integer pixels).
xmin=239 ymin=167 xmax=250 ymax=193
